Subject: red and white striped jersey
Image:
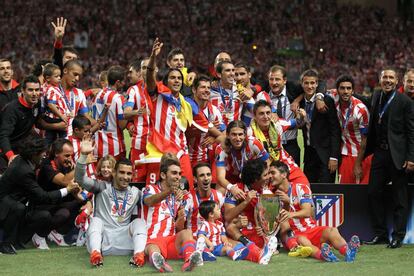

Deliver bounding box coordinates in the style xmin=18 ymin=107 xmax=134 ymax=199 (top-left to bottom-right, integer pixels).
xmin=247 ymin=119 xmax=299 ymax=171
xmin=143 ymin=184 xmax=184 ymax=239
xmin=283 ymin=182 xmax=317 ymax=232
xmin=186 ymin=103 xmax=224 ymax=163
xmin=125 ymin=81 xmax=151 ymax=151
xmin=210 ymin=85 xmax=255 ymax=126
xmin=45 ymin=84 xmax=70 ymax=120
xmin=215 ymin=136 xmax=269 ymax=180
xmin=68 ymin=135 xmax=96 ymax=179
xmin=92 ymin=88 xmax=125 ymax=158
xmin=197 ymin=220 xmax=226 ymax=246
xmin=185 ymin=189 xmax=225 ymax=234
xmin=329 ymin=91 xmax=370 ymax=156
xmin=65 ymin=88 xmax=89 ymax=137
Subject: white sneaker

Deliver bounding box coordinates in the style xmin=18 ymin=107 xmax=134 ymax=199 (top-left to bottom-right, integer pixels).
xmin=76 ymin=229 xmax=87 ymax=247
xmin=48 ymin=230 xmax=69 ymax=247
xmin=32 ymin=233 xmax=50 ymax=250
xmin=259 ymin=236 xmax=278 ymax=265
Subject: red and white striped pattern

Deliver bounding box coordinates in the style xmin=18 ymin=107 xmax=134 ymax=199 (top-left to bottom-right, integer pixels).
xmin=68 ymin=135 xmax=96 ymax=179
xmin=215 ymin=136 xmax=268 ymax=179
xmin=66 ymin=88 xmax=89 ymax=137
xmin=45 ymin=85 xmax=70 ymax=120
xmin=197 ymin=220 xmax=226 ymax=247
xmin=143 ymin=184 xmax=181 ymax=239
xmin=92 ymin=88 xmax=125 ymax=158
xmin=187 ymin=103 xmax=223 ymax=163
xmin=314 ymin=195 xmax=344 ymax=228
xmin=152 ymin=94 xmax=188 ymax=153
xmin=185 ymin=189 xmax=224 ymax=234
xmin=286 ymin=182 xmax=317 ymax=232
xmin=210 ymin=86 xmax=254 ymax=126
xmin=328 ymin=91 xmax=370 ymax=157
xmin=125 ymin=82 xmax=151 ymax=151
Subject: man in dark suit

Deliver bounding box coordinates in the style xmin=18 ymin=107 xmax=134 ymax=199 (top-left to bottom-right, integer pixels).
xmin=0 ymin=136 xmax=79 ymax=254
xmin=299 ymin=69 xmax=341 ymax=183
xmin=359 ymin=68 xmax=414 ymax=248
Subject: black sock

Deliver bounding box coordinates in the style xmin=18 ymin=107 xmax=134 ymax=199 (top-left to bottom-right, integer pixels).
xmin=238 ymin=235 xmax=251 ymax=246
xmin=287 ymin=230 xmax=295 ymax=239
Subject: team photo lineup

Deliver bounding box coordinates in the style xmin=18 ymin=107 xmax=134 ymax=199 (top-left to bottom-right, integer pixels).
xmin=0 ymin=1 xmax=414 ymax=273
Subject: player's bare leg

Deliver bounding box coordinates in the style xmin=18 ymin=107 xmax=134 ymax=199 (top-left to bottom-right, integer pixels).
xmin=279 ymin=221 xmax=312 ymax=257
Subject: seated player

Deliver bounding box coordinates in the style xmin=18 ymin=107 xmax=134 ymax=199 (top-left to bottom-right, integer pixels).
xmin=196 ymin=200 xmax=248 ymax=261
xmin=185 ymin=162 xmax=225 ymax=236
xmin=142 ymin=153 xmax=203 ymax=272
xmin=225 ymin=159 xmax=311 ymax=259
xmin=269 ymin=160 xmax=360 ymax=262
xmin=74 ymin=136 xmax=147 ymax=268
xmin=216 ymin=120 xmax=269 ymax=200
xmin=224 ymin=159 xmax=279 ymax=264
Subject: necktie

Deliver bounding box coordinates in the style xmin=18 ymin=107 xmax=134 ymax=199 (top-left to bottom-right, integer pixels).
xmin=305 ymin=101 xmax=312 ymax=122
xmin=277 ymin=95 xmax=283 ymax=118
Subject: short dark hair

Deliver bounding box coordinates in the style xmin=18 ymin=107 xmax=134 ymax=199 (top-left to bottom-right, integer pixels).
xmin=335 ymin=74 xmax=354 ymax=90
xmin=216 ymin=61 xmax=233 ymax=74
xmin=167 ymin=48 xmax=184 ymax=62
xmin=269 ymin=160 xmax=290 ymax=178
xmin=43 ymin=63 xmax=60 ymax=78
xmin=160 ymin=153 xmax=180 ymax=175
xmin=115 ymin=158 xmax=133 ymax=171
xmin=198 ymin=200 xmax=217 ymax=220
xmin=31 ymin=59 xmax=52 ymax=77
xmin=21 ymin=75 xmax=40 ymax=90
xmin=72 ymin=115 xmax=91 ymax=131
xmin=0 ymin=58 xmax=12 ymax=64
xmin=234 ymin=63 xmax=251 ymax=73
xmin=192 ymin=75 xmax=211 ymax=89
xmin=300 ymin=69 xmax=319 ymax=82
xmin=268 ymin=65 xmax=287 ymax=78
xmin=162 ymin=68 xmax=184 ymax=92
xmin=49 ymin=139 xmax=73 ymax=160
xmin=62 ymin=46 xmax=79 ymax=57
xmin=129 ymin=58 xmax=141 ymax=71
xmin=241 ymin=159 xmax=267 ymax=189
xmin=107 ymin=66 xmax=125 ymax=85
xmin=63 ymin=59 xmax=82 ymax=71
xmin=193 ymin=162 xmax=211 ymax=177
xmin=20 ymin=135 xmax=48 ymax=161
xmin=380 ymin=67 xmax=398 ymax=79
xmin=253 ymin=99 xmax=272 ymax=115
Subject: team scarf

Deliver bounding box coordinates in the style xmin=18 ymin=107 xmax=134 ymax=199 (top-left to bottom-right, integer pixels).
xmin=250 ymin=119 xmax=280 ymax=161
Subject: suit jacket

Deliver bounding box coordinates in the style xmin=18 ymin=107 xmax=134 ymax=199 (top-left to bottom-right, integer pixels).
xmin=365 ymin=90 xmax=414 ymax=169
xmin=301 ymin=95 xmax=341 ymax=163
xmin=0 ymin=156 xmax=62 ymax=220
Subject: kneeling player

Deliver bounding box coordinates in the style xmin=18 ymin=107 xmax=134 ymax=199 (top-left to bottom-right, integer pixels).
xmin=270 ymin=161 xmax=360 ymax=262
xmin=75 ymin=137 xmax=147 ymax=267
xmin=197 ymin=200 xmax=249 ymax=261
xmin=143 ymin=153 xmax=202 ymax=272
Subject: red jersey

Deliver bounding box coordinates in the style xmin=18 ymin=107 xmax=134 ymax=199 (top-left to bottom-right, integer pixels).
xmin=125 ymin=81 xmax=151 ymax=151
xmin=45 ymin=84 xmax=70 ymax=121
xmin=185 ymin=189 xmax=224 ymax=234
xmin=68 ymin=135 xmax=96 ymax=179
xmin=92 ymin=88 xmax=125 ymax=158
xmin=64 ymin=87 xmax=89 ymax=137
xmin=197 ymin=220 xmax=226 ymax=247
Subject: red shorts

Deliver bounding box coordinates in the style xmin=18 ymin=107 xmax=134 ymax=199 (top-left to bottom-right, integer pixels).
xmin=241 ymin=228 xmax=265 ymax=248
xmin=289 ymin=166 xmax=309 ymax=186
xmin=339 ymin=154 xmax=372 ymax=184
xmin=146 ymin=236 xmax=181 ymax=260
xmin=295 ymin=226 xmax=329 ymax=247
xmin=130 ymin=148 xmax=147 ymax=182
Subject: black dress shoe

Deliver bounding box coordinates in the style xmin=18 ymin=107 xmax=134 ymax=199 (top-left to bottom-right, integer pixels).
xmin=387 ymin=239 xmax=402 ymax=249
xmin=363 ymin=236 xmax=388 ymax=245
xmin=0 ymin=242 xmax=17 ymax=254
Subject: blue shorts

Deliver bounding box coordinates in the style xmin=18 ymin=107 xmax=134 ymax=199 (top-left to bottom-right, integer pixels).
xmin=212 ymin=244 xmax=224 ymax=256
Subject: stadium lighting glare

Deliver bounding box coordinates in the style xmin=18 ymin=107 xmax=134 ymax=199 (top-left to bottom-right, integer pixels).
xmin=320 ymin=48 xmax=324 ymax=52
xmin=252 ymin=45 xmax=257 ymax=50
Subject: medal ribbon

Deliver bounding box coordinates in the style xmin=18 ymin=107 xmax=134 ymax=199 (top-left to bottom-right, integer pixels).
xmin=112 ymin=186 xmax=129 ymax=217
xmin=378 ymin=91 xmax=396 ymax=123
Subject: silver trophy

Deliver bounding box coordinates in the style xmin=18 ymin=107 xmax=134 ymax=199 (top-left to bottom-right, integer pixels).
xmin=254 ymin=194 xmax=281 ymax=238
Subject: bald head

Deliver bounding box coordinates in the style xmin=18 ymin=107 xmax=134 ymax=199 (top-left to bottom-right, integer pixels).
xmin=214 ymin=52 xmax=231 ymax=69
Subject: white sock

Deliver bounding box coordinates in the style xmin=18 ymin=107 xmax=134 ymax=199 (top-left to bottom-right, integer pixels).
xmin=130 ymin=218 xmax=147 ymax=254
xmin=87 ymin=217 xmax=104 ymax=253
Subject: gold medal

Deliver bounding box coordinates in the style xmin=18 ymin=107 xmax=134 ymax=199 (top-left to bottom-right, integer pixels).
xmin=117 ymin=216 xmax=123 ymax=223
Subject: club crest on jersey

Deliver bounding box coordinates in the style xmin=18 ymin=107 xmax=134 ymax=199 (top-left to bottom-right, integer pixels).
xmin=312 ymin=194 xmax=344 ymax=228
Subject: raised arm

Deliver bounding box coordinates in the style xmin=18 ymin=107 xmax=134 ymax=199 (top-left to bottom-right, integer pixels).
xmin=146 ymin=38 xmax=163 ymax=94
xmin=51 ymin=17 xmax=67 ymax=69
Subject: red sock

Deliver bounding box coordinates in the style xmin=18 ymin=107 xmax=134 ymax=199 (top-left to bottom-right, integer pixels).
xmin=339 ymin=244 xmax=347 ymax=255
xmin=181 ymin=241 xmax=196 ymax=261
xmin=245 ymin=242 xmax=261 ymax=263
xmin=285 ymin=237 xmax=299 ymax=250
